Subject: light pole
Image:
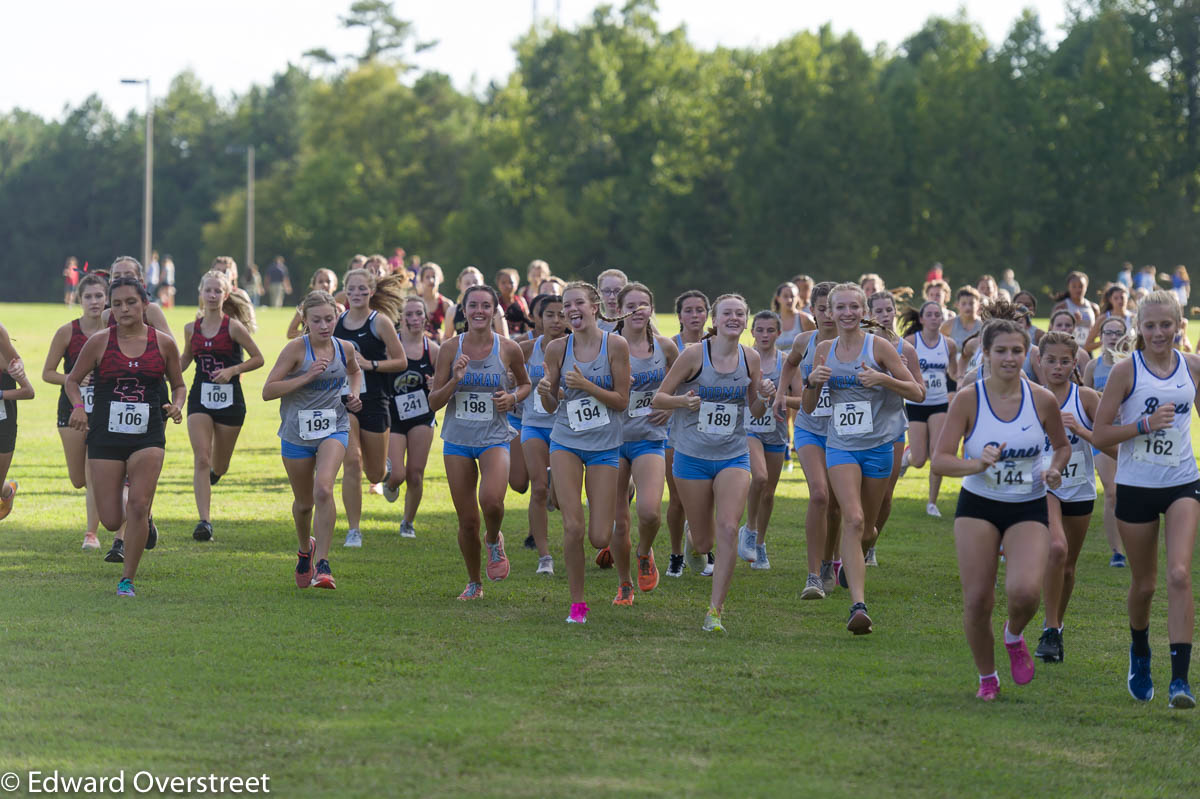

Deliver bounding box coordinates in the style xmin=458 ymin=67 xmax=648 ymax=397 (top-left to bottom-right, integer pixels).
xmin=246 ymin=145 xmax=255 ymax=274
xmin=121 ymin=78 xmax=152 ymax=271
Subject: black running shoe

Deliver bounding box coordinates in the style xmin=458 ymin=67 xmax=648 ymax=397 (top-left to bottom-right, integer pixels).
xmin=209 ymin=469 xmax=222 ymax=485
xmin=193 ymin=520 xmax=214 ymax=542
xmin=838 ymin=562 xmax=849 ymax=589
xmin=145 ymin=515 xmax=158 ymax=550
xmin=104 ymin=538 xmax=125 ymax=563
xmin=666 ymin=553 xmax=685 ymax=578
xmin=1034 ymin=628 xmax=1063 ymax=663
xmin=523 ymin=534 xmax=536 ymax=550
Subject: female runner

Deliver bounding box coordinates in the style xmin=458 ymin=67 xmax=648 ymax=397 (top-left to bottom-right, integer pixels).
xmin=521 ymin=260 xmax=551 ymax=307
xmin=772 ymin=282 xmax=813 ymax=353
xmin=1092 ymin=290 xmax=1200 ymax=708
xmin=42 ymin=273 xmax=109 ymax=546
xmin=664 ymin=290 xmax=711 ymax=577
xmin=1051 ymin=271 xmax=1098 ymax=348
xmin=1083 ymin=315 xmax=1130 ymax=566
xmin=65 ymin=278 xmax=187 ymax=597
xmin=1033 ymin=331 xmax=1108 ymax=664
xmin=655 ymin=294 xmax=768 ymax=632
xmin=596 ymin=268 xmax=628 ymax=332
xmin=1036 ymin=311 xmax=1092 ymax=377
xmin=180 ymin=270 xmax=264 ymax=541
xmin=738 ymin=310 xmax=786 ymax=570
xmin=286 ymin=269 xmax=341 ymax=339
xmin=520 ymin=294 xmax=567 ymax=574
xmin=418 ymin=263 xmax=455 ymax=341
xmin=0 ymin=323 xmax=34 ymax=522
xmin=382 ymin=297 xmax=439 ymax=539
xmin=1083 ymin=283 xmax=1134 ymax=354
xmin=429 ymin=285 xmax=530 ymax=600
xmin=263 ymin=290 xmax=362 ymax=591
xmin=900 ymin=301 xmax=958 ymax=517
xmin=1012 ymin=291 xmax=1044 ymax=348
xmin=774 ymin=281 xmax=841 ymax=598
xmin=539 ymin=283 xmax=631 ymax=619
xmin=941 ymin=286 xmax=983 ymax=354
xmin=804 ymin=284 xmax=923 ymax=633
xmin=933 ymin=318 xmax=1069 ymax=700
xmin=335 ymin=269 xmax=408 ymax=548
xmin=613 ymin=283 xmax=678 ymax=593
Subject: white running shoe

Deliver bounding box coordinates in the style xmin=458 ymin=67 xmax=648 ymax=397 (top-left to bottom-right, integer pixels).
xmin=800 ymin=573 xmax=825 ymax=599
xmin=865 ymin=546 xmax=877 ymax=567
xmin=701 ymin=552 xmax=715 ymax=577
xmin=750 ymin=544 xmax=770 ymax=570
xmin=369 ymin=482 xmax=384 ymax=495
xmin=737 ymin=525 xmax=758 ymax=562
xmin=898 ymin=446 xmax=910 ymax=478
xmin=383 ymin=482 xmax=400 ymax=503
xmin=399 ymin=520 xmax=416 ymax=538
xmin=536 ymin=555 xmax=554 ymax=575
xmin=82 ymin=531 xmax=101 ymax=550
xmin=926 ymin=502 xmax=942 ymax=518
xmin=344 ymin=528 xmax=362 ymax=548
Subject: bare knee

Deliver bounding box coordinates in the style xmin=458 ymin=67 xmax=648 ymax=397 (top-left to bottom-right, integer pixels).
xmin=808 ymin=482 xmax=829 ymax=509
xmin=405 ymin=468 xmax=424 ymax=490
xmin=963 ymin=588 xmax=995 ymax=619
xmin=1129 ymin=577 xmax=1156 ymax=604
xmin=314 ymin=482 xmax=335 ymax=506
xmin=841 ymin=511 xmax=865 ymax=538
xmin=193 ymin=449 xmax=213 ymax=470
xmin=125 ymin=496 xmax=150 ymax=520
xmin=1047 ymin=536 xmax=1068 ymax=567
xmin=637 ymin=508 xmax=661 ymax=529
xmin=1167 ymin=564 xmax=1192 ymax=595
xmin=479 ymin=495 xmax=504 ymax=520
xmin=1006 ymin=584 xmax=1041 ymax=615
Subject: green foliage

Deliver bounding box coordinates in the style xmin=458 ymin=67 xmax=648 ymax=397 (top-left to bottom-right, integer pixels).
xmin=3 ymin=1 xmax=1200 ymax=306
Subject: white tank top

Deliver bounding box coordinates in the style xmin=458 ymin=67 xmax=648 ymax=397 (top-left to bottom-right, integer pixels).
xmin=913 ymin=332 xmax=950 ymax=406
xmin=1116 ymin=350 xmax=1199 ymax=488
xmin=962 ymin=379 xmax=1047 ymax=501
xmin=1043 ymin=383 xmax=1096 ymax=502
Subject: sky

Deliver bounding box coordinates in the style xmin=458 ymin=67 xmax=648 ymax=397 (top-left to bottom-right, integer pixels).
xmin=1 ymin=0 xmax=1070 ymax=120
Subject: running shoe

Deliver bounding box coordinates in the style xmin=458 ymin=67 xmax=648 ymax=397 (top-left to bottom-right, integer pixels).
xmin=1128 ymin=646 xmax=1154 ymax=702
xmin=737 ymin=525 xmax=758 ymax=562
xmin=701 ymin=552 xmax=714 ymax=577
xmin=847 ymin=602 xmax=873 ymax=635
xmin=311 ymin=559 xmax=336 ymax=589
xmin=926 ymin=502 xmax=942 ymax=518
xmin=145 ymin=514 xmax=158 ymax=550
xmin=613 ymin=582 xmax=635 ymax=606
xmin=382 ymin=481 xmax=400 ymax=503
xmin=193 ymin=520 xmax=213 ymax=542
xmin=0 ymin=479 xmax=17 ymax=520
xmin=104 ymin=538 xmax=125 ymax=563
xmin=666 ymin=553 xmax=685 ymax=578
xmin=82 ymin=532 xmax=100 ymax=550
xmin=485 ymin=532 xmax=510 ymax=581
xmin=344 ymin=528 xmax=362 ymax=548
xmin=800 ymin=573 xmax=826 ymax=600
xmin=566 ymin=602 xmax=588 ymax=623
xmin=399 ymin=520 xmax=416 ymax=539
xmin=523 ymin=534 xmax=536 ymax=550
xmin=820 ymin=561 xmax=835 ymax=593
xmin=837 ymin=561 xmax=848 ymax=589
xmin=1110 ymin=551 xmax=1127 ymax=568
xmin=1168 ymin=679 xmax=1196 ymax=709
xmin=637 ymin=551 xmax=659 ymax=592
xmin=898 ymin=446 xmax=910 ymax=479
xmin=295 ymin=536 xmax=315 ymax=588
xmin=976 ymin=674 xmax=1000 ymax=702
xmin=458 ymin=582 xmax=484 ymax=600
xmin=865 ymin=546 xmax=877 ymax=567
xmin=1004 ymin=624 xmax=1035 ymax=685
xmin=751 ymin=544 xmax=770 ymax=570
xmin=702 ymin=607 xmax=725 ymax=633
xmin=594 ymin=546 xmax=614 ymax=569
xmin=536 ymin=555 xmax=554 ymax=575
xmin=1034 ymin=628 xmax=1064 ymax=663
xmin=209 ymin=469 xmax=222 ymax=485
xmin=369 ymin=482 xmax=384 ymax=495
xmin=116 ymin=577 xmax=135 ymax=597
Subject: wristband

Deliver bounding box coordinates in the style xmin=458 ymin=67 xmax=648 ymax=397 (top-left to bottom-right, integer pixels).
xmin=1137 ymin=415 xmax=1150 ymax=435
xmin=74 ymin=403 xmax=84 ymax=409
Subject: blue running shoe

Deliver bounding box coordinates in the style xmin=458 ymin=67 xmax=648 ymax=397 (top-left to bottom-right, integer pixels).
xmin=1109 ymin=551 xmax=1127 ymax=568
xmin=116 ymin=578 xmax=135 ymax=597
xmin=1128 ymin=646 xmax=1154 ymax=702
xmin=1168 ymin=679 xmax=1196 ymax=709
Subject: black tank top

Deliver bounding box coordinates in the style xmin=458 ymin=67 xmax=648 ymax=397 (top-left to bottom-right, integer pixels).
xmin=335 ymin=310 xmax=389 ymax=397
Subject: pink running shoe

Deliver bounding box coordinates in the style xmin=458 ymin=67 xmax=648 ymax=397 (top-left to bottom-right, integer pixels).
xmin=295 ymin=536 xmax=316 ymax=588
xmin=566 ymin=602 xmax=588 ymax=624
xmin=1004 ymin=623 xmax=1035 ymax=685
xmin=485 ymin=532 xmax=510 ymax=581
xmin=458 ymin=582 xmax=484 ymax=600
xmin=976 ymin=674 xmax=1000 ymax=701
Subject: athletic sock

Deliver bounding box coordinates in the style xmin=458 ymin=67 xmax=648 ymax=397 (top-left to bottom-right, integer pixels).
xmin=1170 ymin=643 xmax=1192 ymax=683
xmin=1131 ymin=626 xmax=1151 ymax=657
xmin=979 ymin=671 xmax=998 ymax=683
xmin=1003 ymin=623 xmax=1023 ymax=645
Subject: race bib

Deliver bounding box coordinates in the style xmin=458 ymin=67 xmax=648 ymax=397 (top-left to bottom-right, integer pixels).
xmin=455 ymin=391 xmax=493 ymax=421
xmin=201 ymin=382 xmax=233 ymax=410
xmin=80 ymin=385 xmax=94 ymax=414
xmin=988 ymin=458 xmax=1037 ymax=495
xmin=297 ymin=408 xmax=337 ymax=441
xmin=833 ymin=402 xmax=873 ymax=435
xmin=1133 ymin=428 xmax=1183 ymax=467
xmin=745 ymin=407 xmax=776 ymax=434
xmin=812 ymin=385 xmax=833 ymax=417
xmin=0 ymin=400 xmax=5 ymax=422
xmin=628 ymin=390 xmax=655 ymax=418
xmin=532 ymin=390 xmax=549 ymax=415
xmin=922 ymin=370 xmax=945 ymax=395
xmin=394 ymin=391 xmax=430 ymax=420
xmin=567 ymin=396 xmax=610 ymax=431
xmin=1043 ymin=450 xmax=1088 ymax=488
xmin=108 ymin=402 xmax=149 ymax=435
xmin=698 ymin=401 xmax=736 ymax=434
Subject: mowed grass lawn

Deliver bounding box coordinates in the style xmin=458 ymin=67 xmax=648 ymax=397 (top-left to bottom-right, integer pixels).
xmin=0 ymin=301 xmax=1196 ymax=798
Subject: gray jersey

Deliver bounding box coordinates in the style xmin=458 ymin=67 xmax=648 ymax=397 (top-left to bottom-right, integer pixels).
xmin=522 ymin=336 xmax=556 ymax=428
xmin=777 ymin=318 xmax=803 ymax=352
xmin=747 ymin=349 xmax=787 ymax=447
xmin=278 ymin=335 xmax=351 ymax=446
xmin=671 ymin=341 xmax=751 ymax=461
xmin=949 ymin=316 xmax=982 ymax=349
xmin=624 ymin=336 xmax=668 ymax=443
xmin=551 ymin=332 xmax=623 ymax=451
xmin=440 ymin=333 xmax=512 ymax=448
xmin=794 ymin=331 xmax=832 ymax=436
xmin=824 ymin=333 xmax=906 ymax=451
xmin=878 ymin=337 xmax=908 ymax=441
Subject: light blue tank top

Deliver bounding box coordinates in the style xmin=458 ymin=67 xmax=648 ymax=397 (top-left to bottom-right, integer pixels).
xmin=670 ymin=341 xmax=750 ymax=461
xmin=440 ymin=334 xmax=512 ymax=447
xmin=624 ymin=336 xmax=668 ymax=443
xmin=523 ymin=336 xmax=556 ymax=428
xmin=278 ymin=336 xmax=350 ymax=446
xmin=551 ymin=332 xmax=623 ymax=451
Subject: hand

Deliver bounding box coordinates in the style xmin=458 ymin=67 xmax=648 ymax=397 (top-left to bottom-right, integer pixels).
xmin=858 ymin=361 xmax=885 ymax=388
xmin=772 ymin=391 xmax=789 ymax=422
xmin=1060 ymin=412 xmax=1081 ymax=434
xmin=649 ymin=408 xmax=672 ymax=426
xmin=345 ymin=394 xmax=363 ymax=413
xmin=451 ymin=354 xmax=469 ymax=382
xmin=1043 ymin=465 xmax=1063 ymax=490
xmin=682 ymin=389 xmax=701 ymax=412
xmin=978 ymin=441 xmax=1005 ymax=470
xmin=1148 ymin=403 xmax=1176 ymax=432
xmin=758 ymin=378 xmax=777 ymax=403
xmin=69 ymin=407 xmax=89 ymax=432
xmin=564 ymin=364 xmax=591 ymax=392
xmin=305 ymin=356 xmax=331 ymax=381
xmin=537 ymin=376 xmax=555 ymax=402
xmin=212 ymin=366 xmax=237 ymax=384
xmin=493 ymin=390 xmax=516 ymax=413
xmin=163 ymin=403 xmax=183 ymax=424
xmin=808 ymin=354 xmax=831 ymax=388
xmin=355 ymin=352 xmax=373 ymax=371
xmin=6 ymin=358 xmax=25 ymax=381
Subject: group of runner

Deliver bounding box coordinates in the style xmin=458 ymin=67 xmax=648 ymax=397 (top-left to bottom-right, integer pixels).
xmin=0 ymin=258 xmax=1196 ymax=708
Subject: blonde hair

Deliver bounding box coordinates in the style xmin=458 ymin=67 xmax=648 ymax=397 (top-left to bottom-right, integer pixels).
xmin=299 ymin=290 xmax=339 ymax=329
xmin=310 ymin=268 xmax=338 ymax=291
xmin=597 ymin=268 xmax=628 ymax=286
xmin=704 ymin=293 xmax=750 ymax=339
xmin=455 ymin=266 xmax=486 ymax=302
xmin=196 ymin=270 xmax=256 ymax=332
xmin=1134 ymin=290 xmax=1183 ymax=350
xmin=830 ymin=282 xmax=869 ymax=311
xmin=562 ymin=281 xmax=628 ymax=325
xmin=343 ymin=268 xmax=407 ymax=323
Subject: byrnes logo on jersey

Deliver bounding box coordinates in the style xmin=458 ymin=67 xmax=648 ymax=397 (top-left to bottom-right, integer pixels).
xmin=986 ymin=441 xmax=1042 ymax=460
xmin=918 ymin=357 xmax=947 ymax=371
xmin=1143 ymin=397 xmax=1190 ymax=416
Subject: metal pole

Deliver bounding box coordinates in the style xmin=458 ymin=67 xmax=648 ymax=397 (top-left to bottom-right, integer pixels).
xmin=246 ymin=145 xmax=255 ymax=273
xmin=143 ymin=81 xmax=153 ymax=272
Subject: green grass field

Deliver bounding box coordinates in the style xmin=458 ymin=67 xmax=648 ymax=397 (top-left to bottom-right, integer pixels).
xmin=0 ymin=302 xmax=1196 ymax=798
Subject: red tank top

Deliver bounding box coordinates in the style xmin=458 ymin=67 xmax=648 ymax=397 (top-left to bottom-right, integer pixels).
xmin=189 ymin=315 xmax=242 ymax=382
xmin=97 ymin=327 xmax=165 ymax=403
xmin=65 ymin=319 xmax=90 ymax=372
xmin=426 ymin=294 xmax=449 ymax=336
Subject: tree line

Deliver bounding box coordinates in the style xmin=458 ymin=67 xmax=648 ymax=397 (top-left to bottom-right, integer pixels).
xmin=1 ymin=0 xmax=1198 ymax=307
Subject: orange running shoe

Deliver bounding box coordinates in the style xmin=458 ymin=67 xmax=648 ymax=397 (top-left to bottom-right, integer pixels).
xmin=0 ymin=480 xmax=17 ymax=521
xmin=295 ymin=536 xmax=316 ymax=588
xmin=485 ymin=533 xmax=510 ymax=581
xmin=613 ymin=582 xmax=635 ymax=606
xmin=637 ymin=551 xmax=659 ymax=592
xmin=594 ymin=546 xmax=614 ymax=569
xmin=310 ymin=558 xmax=336 ymax=590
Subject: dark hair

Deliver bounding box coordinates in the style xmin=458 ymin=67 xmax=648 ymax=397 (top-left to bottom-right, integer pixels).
xmin=108 ymin=276 xmax=150 ymax=304
xmin=1098 ymin=283 xmax=1129 ymax=316
xmin=530 ymin=293 xmax=563 ymax=319
xmin=900 ymin=301 xmax=941 ymax=338
xmin=1052 ymin=270 xmax=1089 ymax=303
xmin=1048 ymin=309 xmax=1076 ymax=331
xmin=674 ymin=289 xmax=710 ymax=318
xmin=980 ymin=319 xmax=1030 ymax=354
xmin=461 ymin=284 xmax=500 ymax=311
xmin=1012 ymin=290 xmax=1037 ymax=313
xmin=615 ymin=281 xmax=658 ymax=337
xmin=752 ymin=309 xmax=782 ymax=333
xmin=1038 ymin=330 xmax=1082 ymax=384
xmin=75 ymin=272 xmax=109 ymax=301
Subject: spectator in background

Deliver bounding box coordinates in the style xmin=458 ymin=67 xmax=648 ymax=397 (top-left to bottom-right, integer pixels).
xmin=158 ymin=255 xmax=176 ymax=308
xmin=389 ymin=247 xmax=406 ymax=274
xmin=1133 ymin=264 xmax=1156 ymax=292
xmin=408 ymin=254 xmax=422 ymax=284
xmin=522 ymin=259 xmax=550 ymax=306
xmin=265 ymin=256 xmax=292 ymax=308
xmin=1171 ymin=265 xmax=1190 ymax=307
xmin=925 ymin=261 xmax=944 ymax=284
xmin=977 ymin=274 xmax=999 ymax=301
xmin=242 ymin=262 xmax=264 ymax=307
xmin=791 ymin=274 xmax=814 ymax=315
xmin=146 ymin=250 xmax=161 ymax=300
xmin=998 ymin=268 xmax=1020 ymax=298
xmin=1117 ymin=262 xmax=1133 ymax=288
xmin=62 ymin=256 xmax=80 ymax=306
